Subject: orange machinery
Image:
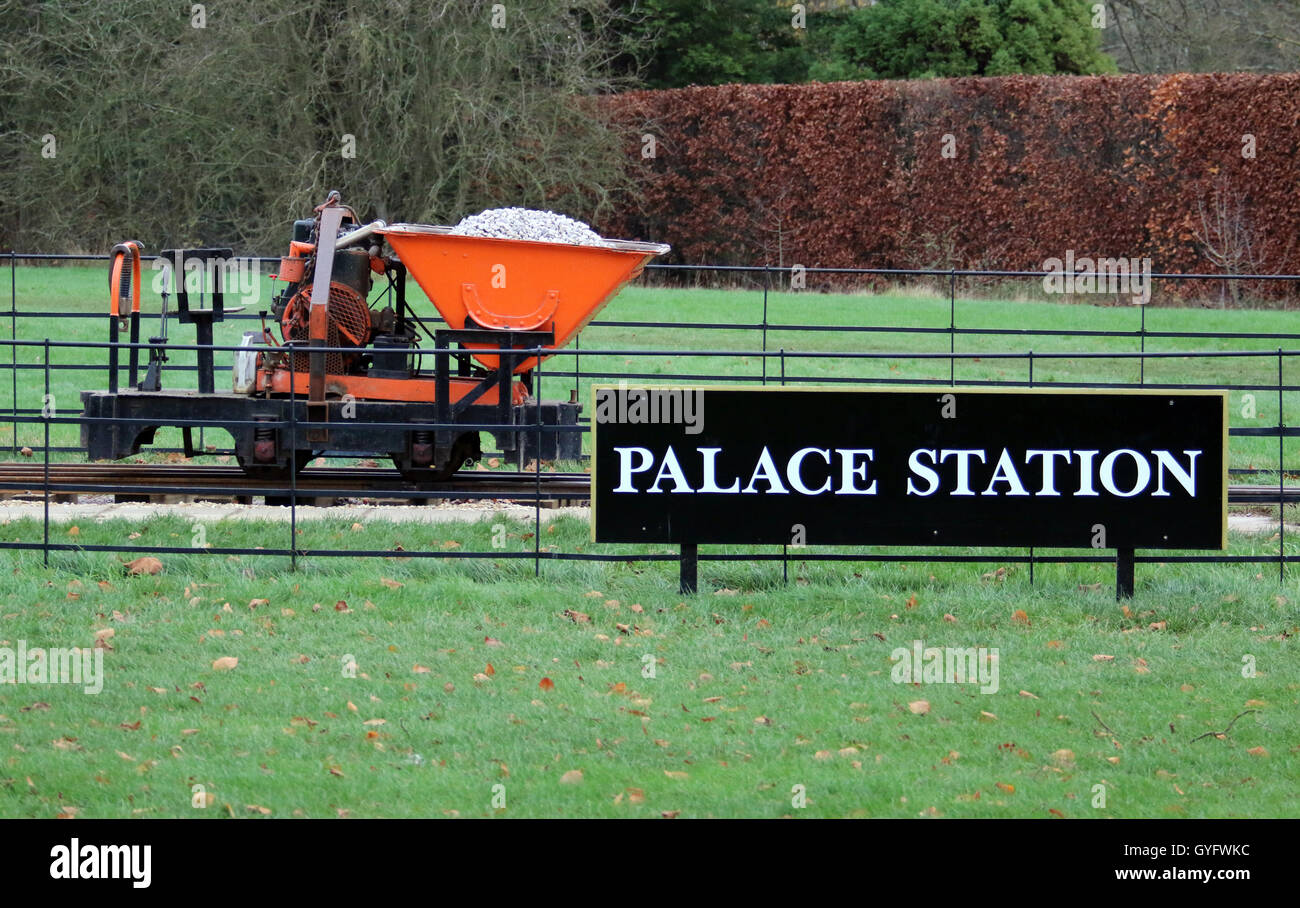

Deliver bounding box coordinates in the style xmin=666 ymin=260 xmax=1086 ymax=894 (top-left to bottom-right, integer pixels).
xmin=81 ymin=192 xmax=668 ymax=479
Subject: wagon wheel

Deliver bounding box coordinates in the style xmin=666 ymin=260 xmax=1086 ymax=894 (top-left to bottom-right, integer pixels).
xmin=236 ymin=450 xmax=318 ymax=479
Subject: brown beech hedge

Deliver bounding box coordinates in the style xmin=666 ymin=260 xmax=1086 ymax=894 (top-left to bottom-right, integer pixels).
xmin=600 ymin=74 xmax=1300 ymax=296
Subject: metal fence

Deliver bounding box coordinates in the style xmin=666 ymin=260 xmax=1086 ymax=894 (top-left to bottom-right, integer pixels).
xmin=4 ymin=250 xmax=1299 ymax=588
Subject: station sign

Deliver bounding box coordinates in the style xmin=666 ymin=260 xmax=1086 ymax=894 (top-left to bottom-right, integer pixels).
xmin=591 ymin=386 xmax=1227 ymax=549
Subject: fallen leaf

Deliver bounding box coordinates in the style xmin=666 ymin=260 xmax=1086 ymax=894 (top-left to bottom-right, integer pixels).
xmin=908 ymin=700 xmax=930 ymax=715
xmin=559 ymin=769 xmax=583 ymax=784
xmin=1050 ymin=749 xmax=1076 ymax=768
xmin=211 ymin=657 xmax=238 ymax=671
xmin=124 ymin=557 xmax=163 ymax=576
xmin=538 ymin=677 xmax=555 ymax=691
xmin=663 ymin=770 xmax=688 ymax=780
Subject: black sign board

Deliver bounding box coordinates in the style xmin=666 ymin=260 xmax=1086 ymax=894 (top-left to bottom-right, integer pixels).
xmin=591 ymin=387 xmax=1227 ymax=550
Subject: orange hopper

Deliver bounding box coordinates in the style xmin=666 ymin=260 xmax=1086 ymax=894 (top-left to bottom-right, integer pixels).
xmin=378 ymin=225 xmax=669 ymax=373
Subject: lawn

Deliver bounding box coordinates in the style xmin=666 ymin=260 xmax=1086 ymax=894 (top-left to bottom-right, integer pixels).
xmin=0 ymin=513 xmax=1296 ymax=819
xmin=0 ymin=263 xmax=1297 ymax=819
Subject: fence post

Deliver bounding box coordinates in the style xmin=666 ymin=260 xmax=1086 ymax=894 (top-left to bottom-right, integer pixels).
xmin=949 ymin=268 xmax=956 ymax=385
xmin=535 ymin=351 xmax=542 ymax=578
xmin=1279 ymin=349 xmax=1285 ymax=581
xmin=1116 ymin=547 xmax=1134 ymax=599
xmin=1028 ymin=349 xmax=1034 ymax=586
xmin=680 ymin=543 xmax=698 ymax=595
xmin=1139 ymin=303 xmax=1146 ymax=385
xmin=761 ymin=265 xmax=770 ymax=386
xmin=289 ymin=365 xmax=297 ymax=572
xmin=43 ymin=338 xmax=50 ymax=567
xmin=9 ymin=251 xmax=15 ymax=455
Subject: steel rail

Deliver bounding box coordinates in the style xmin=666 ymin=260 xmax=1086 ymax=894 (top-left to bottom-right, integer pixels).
xmin=0 ymin=463 xmax=590 ymax=499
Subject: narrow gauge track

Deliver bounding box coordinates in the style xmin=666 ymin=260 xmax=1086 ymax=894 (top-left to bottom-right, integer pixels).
xmin=0 ymin=463 xmax=1295 ymax=506
xmin=0 ymin=463 xmax=590 ymax=501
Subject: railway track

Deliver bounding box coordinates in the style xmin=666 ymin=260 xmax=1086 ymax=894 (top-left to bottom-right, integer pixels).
xmin=0 ymin=463 xmax=590 ymax=502
xmin=0 ymin=463 xmax=1297 ymax=507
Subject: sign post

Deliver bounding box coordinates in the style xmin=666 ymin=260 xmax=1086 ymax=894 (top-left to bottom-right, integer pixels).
xmin=592 ymin=386 xmax=1227 ymax=598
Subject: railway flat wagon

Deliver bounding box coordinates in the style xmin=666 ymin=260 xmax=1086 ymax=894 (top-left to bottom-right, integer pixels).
xmin=80 ymin=193 xmax=667 ymax=480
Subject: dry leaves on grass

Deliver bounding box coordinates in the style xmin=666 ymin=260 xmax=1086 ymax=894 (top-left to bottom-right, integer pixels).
xmin=212 ymin=657 xmax=238 ymax=671
xmin=124 ymin=557 xmax=163 ymax=576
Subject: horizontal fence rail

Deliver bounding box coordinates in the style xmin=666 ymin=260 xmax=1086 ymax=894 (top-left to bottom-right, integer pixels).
xmin=3 ymin=251 xmax=1298 ymax=587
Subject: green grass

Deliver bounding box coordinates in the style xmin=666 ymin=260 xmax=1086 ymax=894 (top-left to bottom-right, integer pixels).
xmin=0 ymin=514 xmax=1296 ymax=819
xmin=1 ymin=265 xmax=1298 ymax=819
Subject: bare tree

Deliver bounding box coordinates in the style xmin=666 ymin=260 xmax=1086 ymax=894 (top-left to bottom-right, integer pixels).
xmin=0 ymin=0 xmax=645 ymax=252
xmin=1193 ymin=176 xmax=1267 ymax=305
xmin=1103 ymin=0 xmax=1300 ymax=74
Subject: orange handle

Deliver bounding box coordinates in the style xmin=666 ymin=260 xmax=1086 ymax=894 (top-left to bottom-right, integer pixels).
xmin=108 ymin=241 xmax=143 ymax=318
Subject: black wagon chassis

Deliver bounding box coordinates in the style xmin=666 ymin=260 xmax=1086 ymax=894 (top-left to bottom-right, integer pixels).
xmin=82 ymin=323 xmax=582 ymax=475
xmin=80 ymin=389 xmax=581 ymax=475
